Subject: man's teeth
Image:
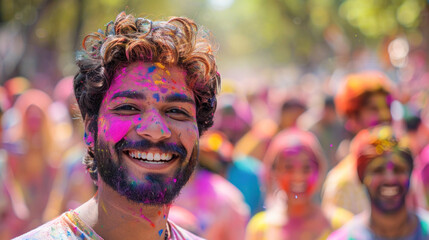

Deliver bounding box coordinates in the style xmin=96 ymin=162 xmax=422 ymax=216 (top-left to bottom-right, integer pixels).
xmin=129 ymin=151 xmax=173 ymax=162
xmin=380 ymin=186 xmax=399 ymax=197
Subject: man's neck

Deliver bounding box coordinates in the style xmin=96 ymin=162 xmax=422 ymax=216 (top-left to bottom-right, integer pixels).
xmin=369 ymin=206 xmax=418 ymax=238
xmin=75 ymin=181 xmax=170 ymax=240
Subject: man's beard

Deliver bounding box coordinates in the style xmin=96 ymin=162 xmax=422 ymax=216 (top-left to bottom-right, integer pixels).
xmin=94 ymin=138 xmax=198 ymax=205
xmin=368 ymin=184 xmax=408 ymax=214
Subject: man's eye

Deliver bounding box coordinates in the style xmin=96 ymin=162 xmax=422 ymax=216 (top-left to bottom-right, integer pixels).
xmin=114 ymin=105 xmax=139 ymax=112
xmin=167 ymin=108 xmax=190 ymax=119
xmin=373 ymin=167 xmax=384 ymax=174
xmin=394 ymin=166 xmax=407 ymax=174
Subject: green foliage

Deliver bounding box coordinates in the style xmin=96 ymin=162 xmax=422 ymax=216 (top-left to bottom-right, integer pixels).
xmin=0 ymin=0 xmax=427 ymax=81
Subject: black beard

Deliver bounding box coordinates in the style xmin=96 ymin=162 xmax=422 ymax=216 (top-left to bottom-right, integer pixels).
xmin=94 ymin=138 xmax=198 ymax=205
xmin=368 ymin=184 xmax=408 ymax=214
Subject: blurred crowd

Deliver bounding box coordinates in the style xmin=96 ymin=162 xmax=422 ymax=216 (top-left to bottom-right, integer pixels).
xmin=1 ymin=52 xmax=429 ymax=239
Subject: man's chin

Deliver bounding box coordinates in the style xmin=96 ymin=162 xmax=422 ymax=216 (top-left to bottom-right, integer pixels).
xmin=373 ymin=199 xmax=406 ymax=214
xmin=95 ymin=140 xmax=198 ymax=205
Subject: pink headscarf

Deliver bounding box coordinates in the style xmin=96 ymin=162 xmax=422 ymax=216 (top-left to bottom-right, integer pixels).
xmin=263 ymin=128 xmax=327 ymax=193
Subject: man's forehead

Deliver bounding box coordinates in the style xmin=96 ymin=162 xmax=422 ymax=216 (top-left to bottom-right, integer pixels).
xmin=366 ymin=151 xmax=409 ymax=169
xmin=113 ymin=62 xmax=187 ymax=83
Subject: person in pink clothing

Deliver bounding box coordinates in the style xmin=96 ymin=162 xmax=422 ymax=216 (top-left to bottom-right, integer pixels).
xmin=171 ymin=131 xmax=249 ymax=240
xmin=15 ymin=11 xmax=220 ymax=240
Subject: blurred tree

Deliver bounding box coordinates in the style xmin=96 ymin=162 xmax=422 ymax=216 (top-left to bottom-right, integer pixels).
xmin=0 ymin=0 xmax=427 ymax=86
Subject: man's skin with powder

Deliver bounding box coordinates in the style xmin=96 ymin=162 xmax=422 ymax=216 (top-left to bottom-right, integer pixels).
xmin=76 ymin=63 xmax=199 ymax=239
xmin=14 ymin=12 xmax=220 ymax=240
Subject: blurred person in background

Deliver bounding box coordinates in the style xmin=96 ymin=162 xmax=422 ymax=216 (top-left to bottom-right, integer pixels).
xmin=328 ymin=125 xmax=429 ymax=239
xmin=310 ymin=96 xmax=350 ymax=170
xmin=403 ymin=110 xmax=429 ymax=210
xmin=15 ymin=11 xmax=220 ymax=240
xmin=234 ymin=118 xmax=278 ymax=162
xmin=321 ymin=71 xmax=394 ymax=229
xmin=2 ymin=89 xmax=61 ymax=237
xmin=278 ymin=98 xmax=307 ymax=130
xmin=212 ymin=93 xmax=253 ymax=145
xmin=246 ymin=129 xmax=331 ymax=240
xmin=171 ymin=131 xmax=249 ymax=240
xmin=43 ymin=76 xmax=96 ymax=221
xmin=3 ymin=77 xmax=31 ymax=105
xmin=213 ymin=92 xmax=266 ymax=216
xmin=0 ymin=86 xmax=13 ymax=240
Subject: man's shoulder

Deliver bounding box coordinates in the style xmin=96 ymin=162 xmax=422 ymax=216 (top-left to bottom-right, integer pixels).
xmin=169 ymin=220 xmax=205 ymax=240
xmin=13 ymin=214 xmax=73 ymax=240
xmin=417 ymin=208 xmax=429 ymax=236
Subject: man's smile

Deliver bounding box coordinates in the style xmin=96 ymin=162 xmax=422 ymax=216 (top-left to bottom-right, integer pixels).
xmin=127 ymin=150 xmax=175 ymax=162
xmin=122 ymin=147 xmax=183 ymax=171
xmin=380 ymin=185 xmax=400 ymax=198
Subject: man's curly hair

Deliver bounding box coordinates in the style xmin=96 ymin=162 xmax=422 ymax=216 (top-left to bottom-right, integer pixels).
xmin=73 ymin=12 xmax=221 ymax=180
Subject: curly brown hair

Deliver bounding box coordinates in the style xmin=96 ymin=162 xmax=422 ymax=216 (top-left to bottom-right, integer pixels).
xmin=73 ymin=12 xmax=221 ymax=180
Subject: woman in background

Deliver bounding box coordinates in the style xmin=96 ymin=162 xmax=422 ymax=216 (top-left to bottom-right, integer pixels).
xmin=246 ymin=129 xmax=331 ymax=240
xmin=2 ymin=89 xmax=61 ymax=237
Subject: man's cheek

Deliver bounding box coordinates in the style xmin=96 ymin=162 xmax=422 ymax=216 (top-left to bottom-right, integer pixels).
xmin=400 ymin=176 xmax=411 ymax=190
xmin=102 ymin=116 xmax=134 ymax=143
xmin=363 ymin=175 xmax=376 ymax=188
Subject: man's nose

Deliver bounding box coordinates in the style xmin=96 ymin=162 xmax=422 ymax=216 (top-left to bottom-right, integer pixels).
xmin=383 ymin=169 xmax=397 ymax=183
xmin=136 ymin=109 xmax=172 ymax=141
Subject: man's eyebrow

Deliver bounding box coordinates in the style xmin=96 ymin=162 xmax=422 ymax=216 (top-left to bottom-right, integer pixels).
xmin=165 ymin=93 xmax=195 ymax=105
xmin=111 ymin=90 xmax=146 ymax=100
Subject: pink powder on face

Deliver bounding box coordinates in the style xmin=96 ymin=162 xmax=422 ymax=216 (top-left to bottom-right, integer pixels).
xmin=100 ymin=115 xmax=133 ymax=144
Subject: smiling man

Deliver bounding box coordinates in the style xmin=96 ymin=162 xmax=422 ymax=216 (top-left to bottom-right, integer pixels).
xmin=328 ymin=125 xmax=429 ymax=240
xmin=15 ymin=12 xmax=220 ymax=240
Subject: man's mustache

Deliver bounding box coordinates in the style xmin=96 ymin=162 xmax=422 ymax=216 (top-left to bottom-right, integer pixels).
xmin=115 ymin=139 xmax=187 ymax=160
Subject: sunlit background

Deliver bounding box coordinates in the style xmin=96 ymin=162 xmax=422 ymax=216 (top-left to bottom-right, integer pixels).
xmin=2 ymin=1 xmax=429 ymax=239
xmin=1 ymin=0 xmax=428 ymax=95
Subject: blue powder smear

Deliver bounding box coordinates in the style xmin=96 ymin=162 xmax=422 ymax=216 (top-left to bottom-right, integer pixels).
xmin=148 ymin=66 xmax=156 ymax=73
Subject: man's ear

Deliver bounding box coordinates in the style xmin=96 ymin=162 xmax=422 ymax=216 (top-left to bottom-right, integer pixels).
xmin=84 ymin=115 xmax=96 ymax=148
